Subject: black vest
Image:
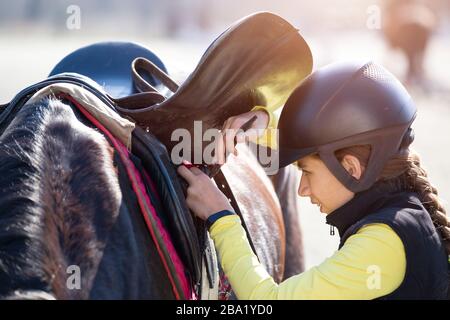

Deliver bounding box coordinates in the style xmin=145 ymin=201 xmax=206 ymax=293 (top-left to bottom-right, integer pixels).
xmin=326 ymin=183 xmax=449 ymax=299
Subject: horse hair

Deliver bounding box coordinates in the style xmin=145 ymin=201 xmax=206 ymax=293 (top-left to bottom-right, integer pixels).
xmin=0 ymin=98 xmax=121 ymax=299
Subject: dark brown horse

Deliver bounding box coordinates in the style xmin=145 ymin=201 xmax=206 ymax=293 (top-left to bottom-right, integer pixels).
xmin=0 ymin=96 xmax=288 ymax=299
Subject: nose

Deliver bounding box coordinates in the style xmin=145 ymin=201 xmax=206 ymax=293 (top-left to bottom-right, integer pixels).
xmin=298 ymin=174 xmax=311 ymax=197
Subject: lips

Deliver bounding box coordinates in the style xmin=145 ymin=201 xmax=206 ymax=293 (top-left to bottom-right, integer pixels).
xmin=311 ymin=200 xmax=323 ymax=211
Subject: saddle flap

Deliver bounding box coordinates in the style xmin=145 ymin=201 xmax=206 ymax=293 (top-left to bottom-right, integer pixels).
xmin=131 ymin=128 xmax=203 ymax=286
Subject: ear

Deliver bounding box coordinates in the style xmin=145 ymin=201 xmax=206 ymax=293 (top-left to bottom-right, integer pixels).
xmin=341 ymin=155 xmax=363 ymax=180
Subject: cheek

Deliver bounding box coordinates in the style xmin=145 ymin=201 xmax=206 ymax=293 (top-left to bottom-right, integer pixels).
xmin=324 ymin=180 xmax=353 ymax=212
xmin=310 ymin=175 xmax=341 ymax=208
xmin=308 ymin=176 xmax=327 ymax=199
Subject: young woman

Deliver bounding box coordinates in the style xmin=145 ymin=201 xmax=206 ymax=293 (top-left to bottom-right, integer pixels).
xmin=178 ymin=61 xmax=450 ymax=299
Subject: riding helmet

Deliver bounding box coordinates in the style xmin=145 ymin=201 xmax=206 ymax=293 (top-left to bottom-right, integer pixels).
xmin=278 ymin=61 xmax=417 ymax=192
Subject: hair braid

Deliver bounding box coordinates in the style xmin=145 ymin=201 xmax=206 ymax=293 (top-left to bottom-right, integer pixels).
xmin=335 ymin=144 xmax=450 ymax=255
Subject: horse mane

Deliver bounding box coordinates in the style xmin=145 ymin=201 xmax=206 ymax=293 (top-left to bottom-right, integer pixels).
xmin=0 ymin=98 xmax=121 ymax=299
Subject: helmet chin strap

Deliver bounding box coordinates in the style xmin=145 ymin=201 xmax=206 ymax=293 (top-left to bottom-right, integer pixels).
xmin=318 ymin=124 xmax=412 ymax=193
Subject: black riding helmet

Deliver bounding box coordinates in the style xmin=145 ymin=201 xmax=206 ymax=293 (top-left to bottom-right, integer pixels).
xmin=278 ymin=61 xmax=417 ymax=193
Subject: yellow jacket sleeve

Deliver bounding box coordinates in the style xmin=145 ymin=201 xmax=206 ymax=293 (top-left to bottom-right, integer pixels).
xmin=250 ymin=105 xmax=278 ymax=149
xmin=209 ymin=215 xmax=406 ymax=300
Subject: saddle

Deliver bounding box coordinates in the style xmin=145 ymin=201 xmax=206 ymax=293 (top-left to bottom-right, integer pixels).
xmin=1 ymin=11 xmax=313 ymax=299
xmin=50 ymin=11 xmax=313 ymax=167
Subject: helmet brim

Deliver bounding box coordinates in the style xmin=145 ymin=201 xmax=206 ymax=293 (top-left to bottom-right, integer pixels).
xmin=278 ymin=144 xmax=317 ymax=169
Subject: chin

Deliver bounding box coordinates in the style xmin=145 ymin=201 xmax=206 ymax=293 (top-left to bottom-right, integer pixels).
xmin=320 ymin=206 xmax=330 ymax=214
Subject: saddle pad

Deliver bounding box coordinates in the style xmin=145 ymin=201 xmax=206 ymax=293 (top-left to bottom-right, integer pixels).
xmin=26 ymin=83 xmax=135 ymax=149
xmin=3 ymin=74 xmax=209 ymax=296
xmin=65 ymin=95 xmax=192 ymax=299
xmin=19 ymin=84 xmax=195 ymax=299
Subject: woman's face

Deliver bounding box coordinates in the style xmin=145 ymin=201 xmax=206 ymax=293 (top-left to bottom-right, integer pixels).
xmin=296 ymin=155 xmax=358 ymax=214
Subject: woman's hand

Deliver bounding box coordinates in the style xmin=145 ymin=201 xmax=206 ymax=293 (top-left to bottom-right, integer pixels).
xmin=177 ymin=161 xmax=234 ymax=220
xmin=214 ymin=110 xmax=269 ymax=165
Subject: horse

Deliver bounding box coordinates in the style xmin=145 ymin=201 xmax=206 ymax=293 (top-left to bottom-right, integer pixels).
xmin=0 ymin=95 xmax=288 ymax=299
xmin=382 ymin=0 xmax=437 ymax=85
xmin=0 ymin=12 xmax=313 ymax=299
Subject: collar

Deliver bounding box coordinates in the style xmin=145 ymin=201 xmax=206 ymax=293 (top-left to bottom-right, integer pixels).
xmin=325 ymin=183 xmax=395 ymax=238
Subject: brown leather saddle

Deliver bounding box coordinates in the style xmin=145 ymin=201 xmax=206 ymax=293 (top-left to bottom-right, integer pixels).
xmin=1 ymin=11 xmax=313 ymax=296
xmin=49 ymin=12 xmax=313 ymax=168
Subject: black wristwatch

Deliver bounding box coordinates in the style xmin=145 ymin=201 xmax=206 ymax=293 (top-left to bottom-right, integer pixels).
xmin=206 ymin=210 xmax=236 ymax=230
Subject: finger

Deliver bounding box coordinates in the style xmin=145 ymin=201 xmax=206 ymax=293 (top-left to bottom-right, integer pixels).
xmin=189 ymin=166 xmax=206 ymax=176
xmin=224 ymin=128 xmax=238 ymax=157
xmin=236 ymin=131 xmax=246 ymax=143
xmin=221 ymin=117 xmax=234 ymax=131
xmin=177 ymin=165 xmax=196 ymax=184
xmin=227 ymin=117 xmax=246 ymax=131
xmin=214 ymin=132 xmax=225 ymax=165
xmin=243 ymin=128 xmax=262 ymax=141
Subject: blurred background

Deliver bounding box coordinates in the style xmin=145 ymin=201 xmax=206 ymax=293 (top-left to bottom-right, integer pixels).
xmin=1 ymin=0 xmax=449 ymax=269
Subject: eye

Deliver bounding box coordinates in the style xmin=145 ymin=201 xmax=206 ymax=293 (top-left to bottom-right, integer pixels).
xmin=301 ymin=169 xmax=311 ymax=176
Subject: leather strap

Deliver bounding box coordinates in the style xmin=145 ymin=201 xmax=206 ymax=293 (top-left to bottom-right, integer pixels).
xmin=112 ymin=57 xmax=180 ymax=116
xmin=213 ymin=169 xmax=258 ymax=257
xmin=132 ymin=57 xmax=179 ymax=93
xmin=112 ymin=91 xmax=165 ymax=110
xmin=200 ymin=232 xmax=219 ymax=300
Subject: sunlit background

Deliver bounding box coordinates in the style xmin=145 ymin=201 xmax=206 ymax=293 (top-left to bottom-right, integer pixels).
xmin=1 ymin=0 xmax=449 ymax=269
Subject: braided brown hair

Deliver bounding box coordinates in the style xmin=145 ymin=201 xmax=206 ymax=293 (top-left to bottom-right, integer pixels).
xmin=334 ymin=131 xmax=450 ymax=256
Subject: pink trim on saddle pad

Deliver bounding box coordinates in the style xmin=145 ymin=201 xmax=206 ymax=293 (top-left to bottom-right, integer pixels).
xmin=61 ymin=94 xmax=194 ymax=300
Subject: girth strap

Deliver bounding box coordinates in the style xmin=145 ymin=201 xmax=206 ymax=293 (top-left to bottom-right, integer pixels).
xmin=213 ymin=169 xmax=258 ymax=257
